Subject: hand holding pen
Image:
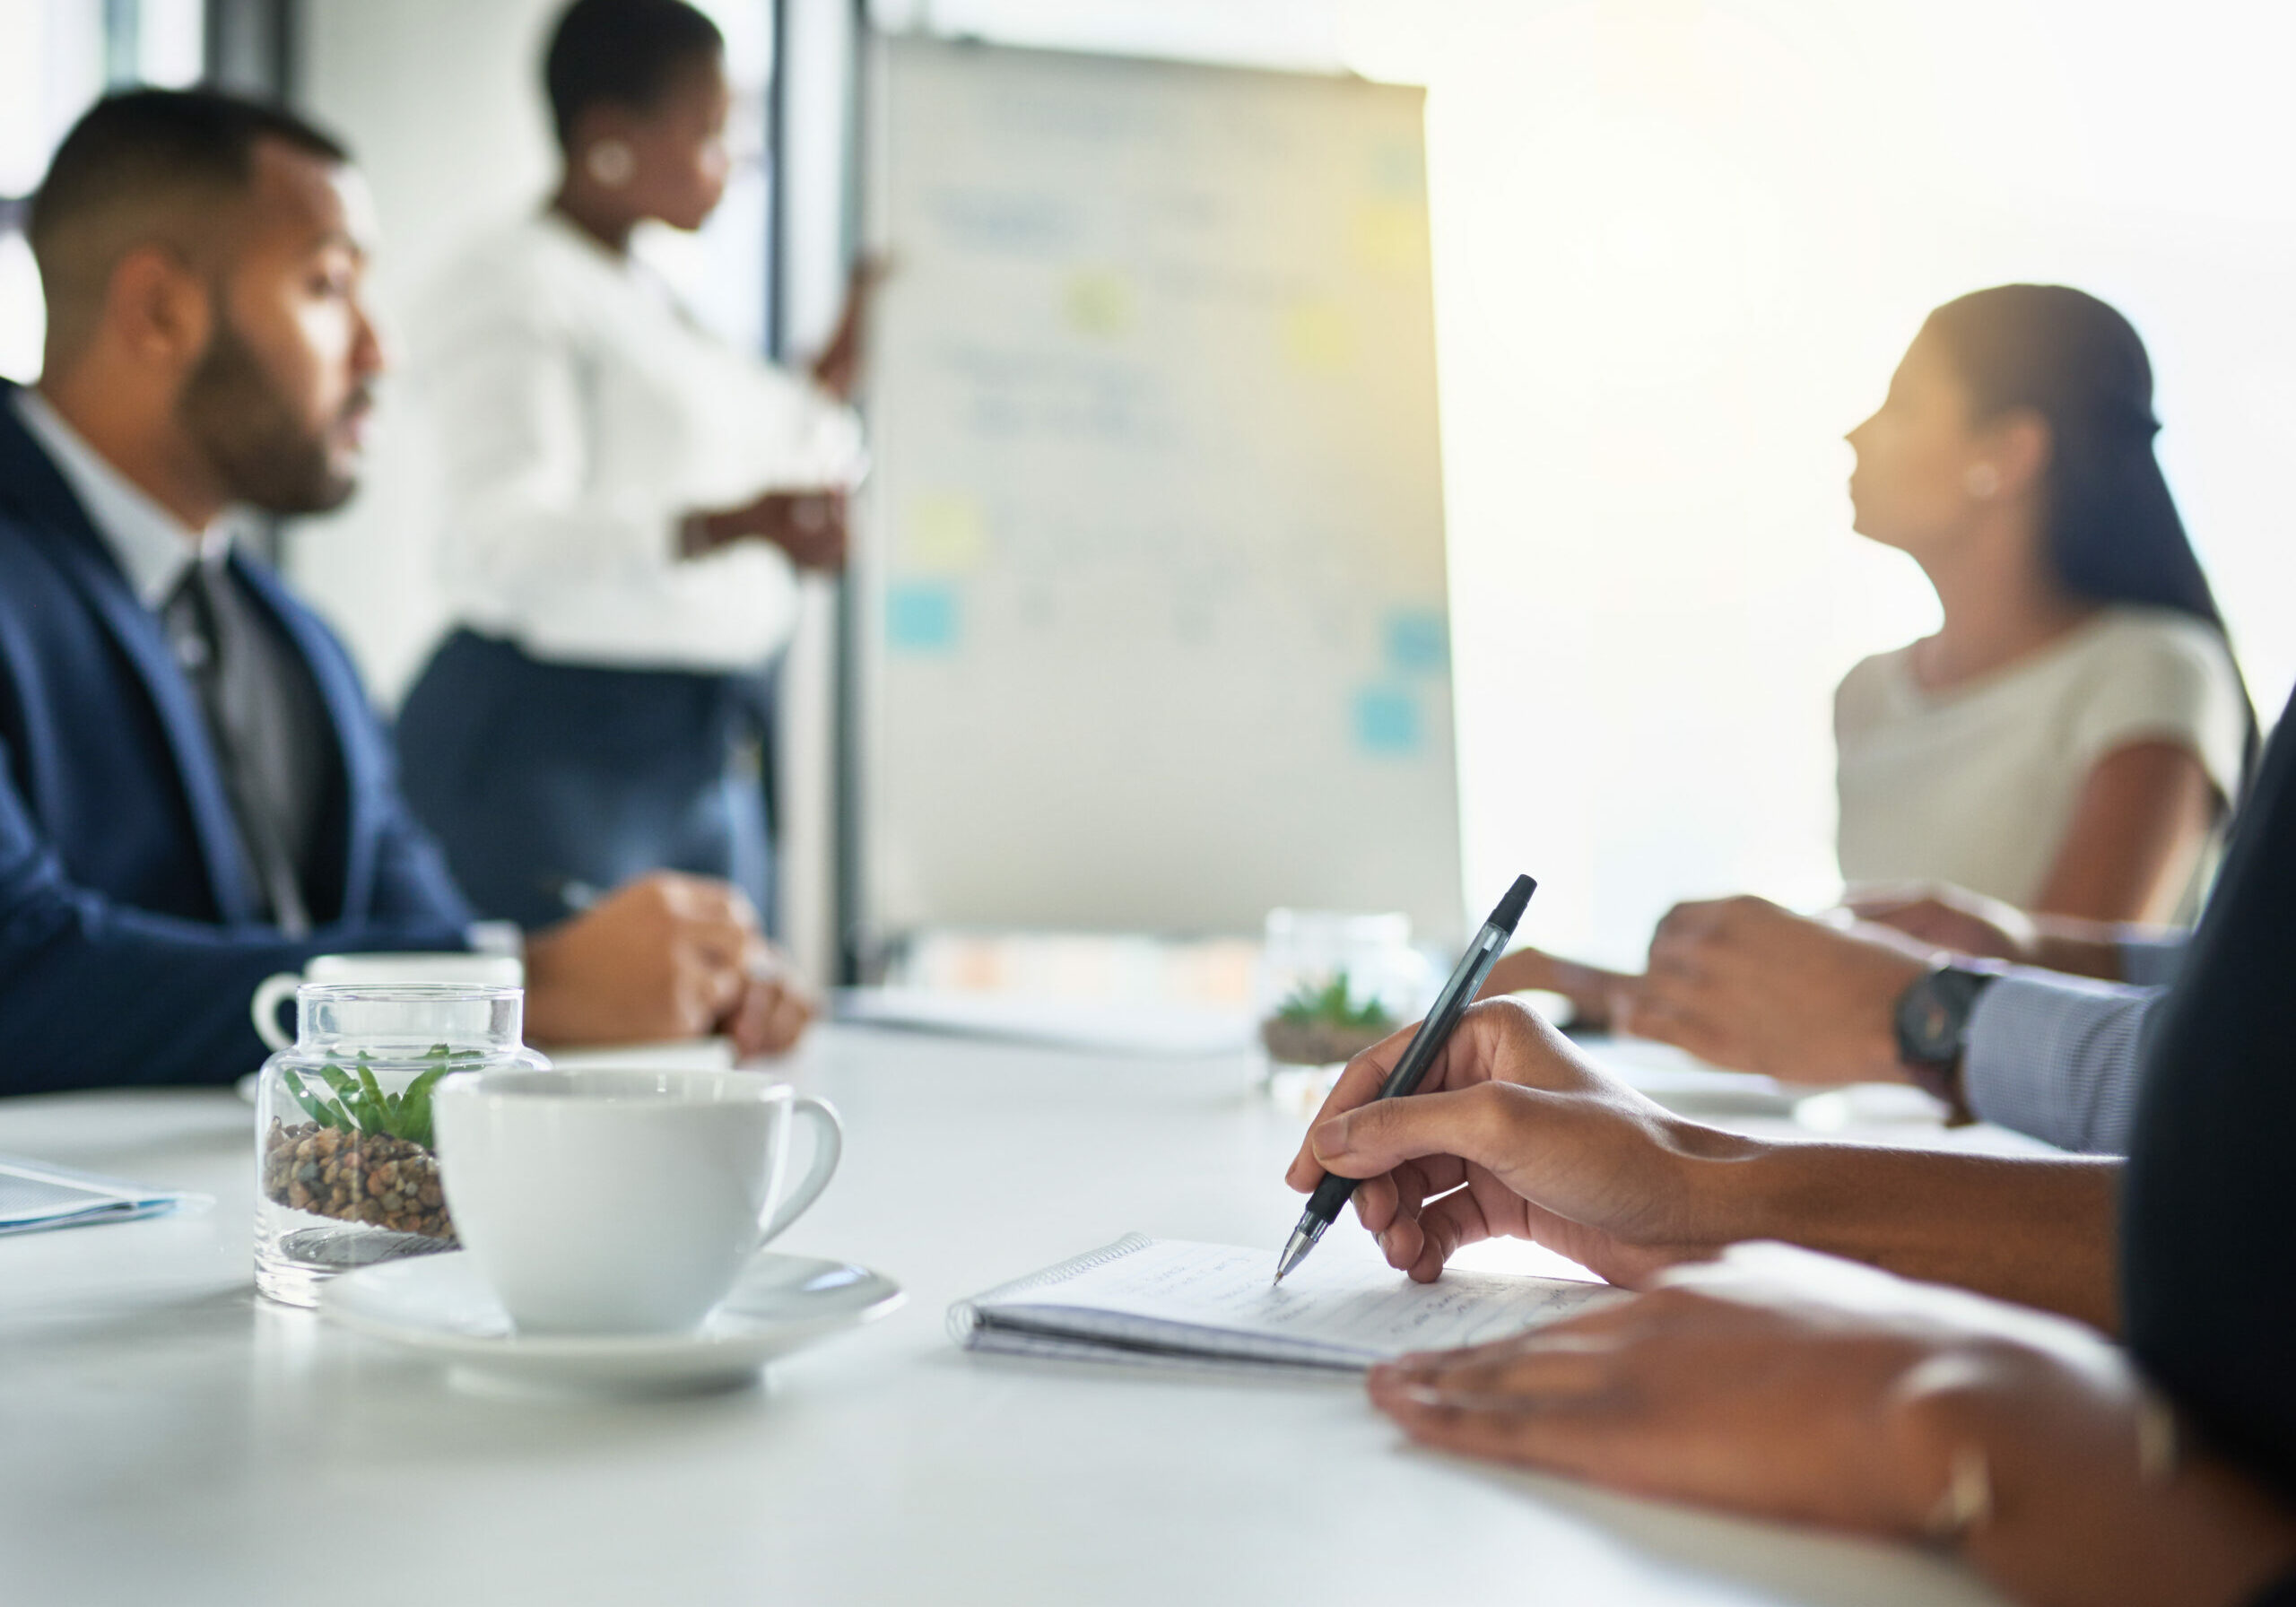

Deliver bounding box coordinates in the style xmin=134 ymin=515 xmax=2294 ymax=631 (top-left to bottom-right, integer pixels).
xmin=1275 ymin=877 xmax=1532 ymax=1281
xmin=1279 ymin=976 xmax=1732 ymax=1292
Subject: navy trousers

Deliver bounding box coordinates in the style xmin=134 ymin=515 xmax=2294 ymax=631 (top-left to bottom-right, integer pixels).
xmin=396 ymin=630 xmax=775 ymax=932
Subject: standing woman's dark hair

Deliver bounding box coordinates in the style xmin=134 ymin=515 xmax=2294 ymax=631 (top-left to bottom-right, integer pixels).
xmin=544 ymin=0 xmax=726 ymax=152
xmin=1922 ymin=284 xmax=2258 ymax=797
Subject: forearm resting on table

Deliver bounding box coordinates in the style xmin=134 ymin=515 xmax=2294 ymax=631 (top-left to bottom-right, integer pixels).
xmin=1692 ymin=1142 xmax=2123 ymax=1332
xmin=1900 ymin=1362 xmax=2296 ymax=1607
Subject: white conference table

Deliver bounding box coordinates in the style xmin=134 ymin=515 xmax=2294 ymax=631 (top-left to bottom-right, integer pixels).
xmin=0 ymin=1024 xmax=2032 ymax=1607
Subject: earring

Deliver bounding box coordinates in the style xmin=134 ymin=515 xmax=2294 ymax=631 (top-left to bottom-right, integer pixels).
xmin=585 ymin=139 xmax=636 ymax=188
xmin=1964 ymin=464 xmax=2000 ymax=499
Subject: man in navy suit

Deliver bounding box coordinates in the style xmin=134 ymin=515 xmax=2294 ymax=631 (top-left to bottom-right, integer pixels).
xmin=0 ymin=89 xmax=815 ymax=1092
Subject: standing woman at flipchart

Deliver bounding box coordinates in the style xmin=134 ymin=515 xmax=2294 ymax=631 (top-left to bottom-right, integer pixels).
xmin=396 ymin=0 xmax=872 ymax=931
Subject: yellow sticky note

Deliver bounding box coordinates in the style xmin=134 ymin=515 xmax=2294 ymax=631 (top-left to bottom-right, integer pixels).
xmin=1064 ymin=269 xmax=1135 ymax=338
xmin=1350 ymin=200 xmax=1427 ymax=276
xmin=1282 ymin=300 xmax=1355 ymax=373
xmin=902 ymin=493 xmax=987 ymax=574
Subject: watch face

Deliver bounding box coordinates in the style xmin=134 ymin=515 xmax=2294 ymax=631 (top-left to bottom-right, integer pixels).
xmin=1904 ymin=986 xmax=1958 ymax=1063
xmin=1897 ymin=968 xmax=1987 ymax=1068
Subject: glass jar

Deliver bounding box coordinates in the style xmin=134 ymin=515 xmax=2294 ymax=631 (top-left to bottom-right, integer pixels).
xmin=254 ymin=983 xmax=547 ymax=1307
xmin=1256 ymin=908 xmax=1436 ymax=1087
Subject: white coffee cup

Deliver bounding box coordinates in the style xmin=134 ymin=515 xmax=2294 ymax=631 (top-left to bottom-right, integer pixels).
xmin=253 ymin=952 xmax=524 ymax=1052
xmin=431 ymin=1068 xmax=843 ymax=1335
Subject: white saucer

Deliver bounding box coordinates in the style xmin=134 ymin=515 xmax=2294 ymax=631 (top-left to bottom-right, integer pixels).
xmin=319 ymin=1249 xmax=905 ymax=1395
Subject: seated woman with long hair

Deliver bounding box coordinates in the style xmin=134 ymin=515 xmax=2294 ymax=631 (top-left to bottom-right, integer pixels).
xmin=1489 ymin=284 xmax=2253 ymax=1013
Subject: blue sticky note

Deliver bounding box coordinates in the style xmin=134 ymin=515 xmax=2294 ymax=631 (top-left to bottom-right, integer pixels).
xmin=886 ymin=583 xmax=959 ymax=653
xmin=1386 ymin=610 xmax=1448 ymax=675
xmin=1354 ymin=686 xmax=1421 ymax=756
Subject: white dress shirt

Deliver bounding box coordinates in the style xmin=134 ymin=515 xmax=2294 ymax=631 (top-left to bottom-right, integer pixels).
xmin=413 ymin=212 xmax=865 ymax=673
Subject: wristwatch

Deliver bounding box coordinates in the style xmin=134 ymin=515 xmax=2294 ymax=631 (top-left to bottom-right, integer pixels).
xmin=1892 ymin=962 xmax=2000 ymax=1121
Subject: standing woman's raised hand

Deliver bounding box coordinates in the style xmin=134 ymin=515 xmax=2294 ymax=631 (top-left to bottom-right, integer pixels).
xmin=809 ymin=254 xmax=891 ymax=401
xmin=679 ymin=488 xmax=848 ymax=570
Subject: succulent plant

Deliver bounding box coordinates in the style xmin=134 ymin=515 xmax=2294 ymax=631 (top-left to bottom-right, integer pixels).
xmin=279 ymin=1043 xmax=482 ymax=1151
xmin=1274 ymin=971 xmax=1396 ymax=1032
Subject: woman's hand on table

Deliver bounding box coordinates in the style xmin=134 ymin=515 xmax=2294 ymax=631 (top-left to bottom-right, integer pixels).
xmin=1284 ymin=1001 xmax=1757 ymax=1290
xmin=1368 ymin=1243 xmax=2296 ymax=1607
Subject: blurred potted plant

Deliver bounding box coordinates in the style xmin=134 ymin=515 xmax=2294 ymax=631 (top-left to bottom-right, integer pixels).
xmin=1259 ymin=971 xmax=1397 ymax=1068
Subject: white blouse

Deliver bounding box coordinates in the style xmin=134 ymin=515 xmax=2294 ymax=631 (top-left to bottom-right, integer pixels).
xmin=413 ymin=212 xmax=865 ymax=673
xmin=1834 ymin=606 xmax=2249 ymax=913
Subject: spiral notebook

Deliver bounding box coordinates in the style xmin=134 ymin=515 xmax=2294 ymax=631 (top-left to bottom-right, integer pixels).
xmin=949 ymin=1234 xmax=1616 ymax=1374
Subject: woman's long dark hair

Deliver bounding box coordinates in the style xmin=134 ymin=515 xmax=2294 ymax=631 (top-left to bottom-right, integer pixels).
xmin=1922 ymin=283 xmax=2257 ymax=800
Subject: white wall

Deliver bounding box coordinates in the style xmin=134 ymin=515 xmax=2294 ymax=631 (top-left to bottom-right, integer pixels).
xmin=288 ymin=0 xmax=563 ymax=706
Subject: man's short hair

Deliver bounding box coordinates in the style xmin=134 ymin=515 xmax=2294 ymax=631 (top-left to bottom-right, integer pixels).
xmin=28 ymin=88 xmax=351 ymax=361
xmin=544 ymin=0 xmax=724 ymax=151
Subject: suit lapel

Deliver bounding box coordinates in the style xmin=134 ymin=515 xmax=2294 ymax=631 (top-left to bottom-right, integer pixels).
xmin=0 ymin=387 xmax=260 ymax=924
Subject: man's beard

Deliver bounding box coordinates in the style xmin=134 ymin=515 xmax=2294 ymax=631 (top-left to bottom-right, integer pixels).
xmin=177 ymin=316 xmax=364 ymax=517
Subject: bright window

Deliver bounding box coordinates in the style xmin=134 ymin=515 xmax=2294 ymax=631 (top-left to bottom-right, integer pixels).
xmin=0 ymin=0 xmax=206 ymax=381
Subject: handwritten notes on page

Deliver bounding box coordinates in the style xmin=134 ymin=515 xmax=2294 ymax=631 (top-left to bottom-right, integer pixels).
xmin=950 ymin=1236 xmax=1617 ymax=1373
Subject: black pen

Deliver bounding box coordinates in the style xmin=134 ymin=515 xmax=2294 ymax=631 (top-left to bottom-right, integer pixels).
xmin=1274 ymin=874 xmax=1537 ymax=1283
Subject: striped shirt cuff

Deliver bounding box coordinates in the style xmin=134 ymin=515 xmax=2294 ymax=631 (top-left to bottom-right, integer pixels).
xmin=1963 ymin=971 xmax=2163 ymax=1154
xmin=2118 ymin=934 xmax=2188 ymax=988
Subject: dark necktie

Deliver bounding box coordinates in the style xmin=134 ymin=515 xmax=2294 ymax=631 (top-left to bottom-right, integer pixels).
xmin=164 ymin=561 xmax=312 ymax=937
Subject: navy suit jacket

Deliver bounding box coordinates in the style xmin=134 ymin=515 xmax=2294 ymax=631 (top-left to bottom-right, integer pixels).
xmin=0 ymin=381 xmax=474 ymax=1091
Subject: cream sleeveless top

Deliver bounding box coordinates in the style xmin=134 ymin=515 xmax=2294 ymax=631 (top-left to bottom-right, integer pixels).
xmin=1835 ymin=606 xmax=2248 ymax=913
